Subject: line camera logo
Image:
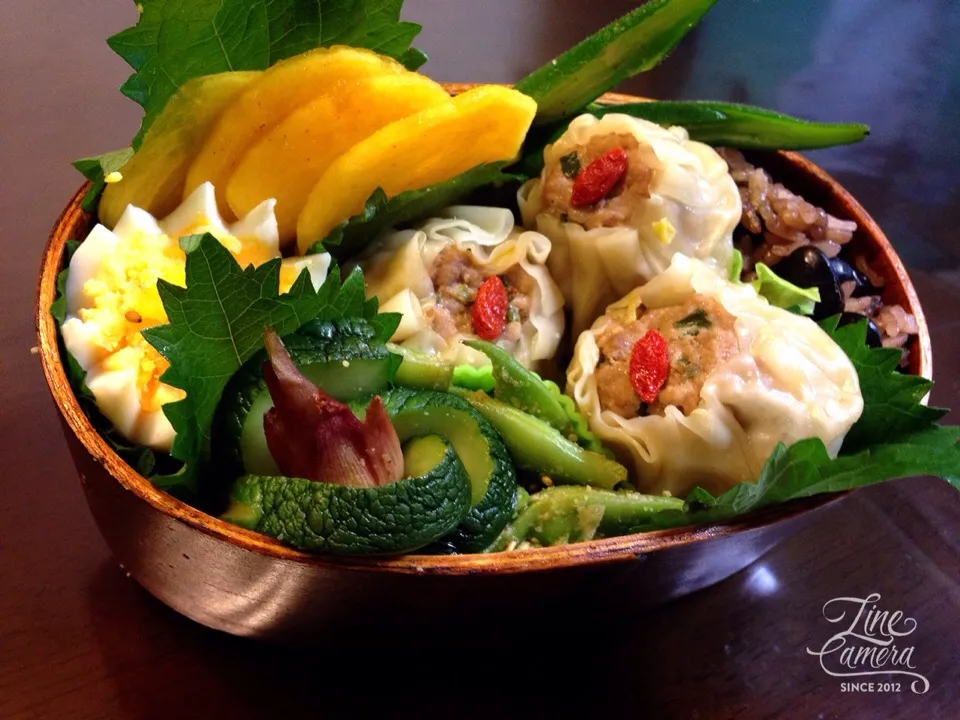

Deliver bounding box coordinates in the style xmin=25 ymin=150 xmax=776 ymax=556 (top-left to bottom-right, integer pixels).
xmin=806 ymin=593 xmax=930 ymax=694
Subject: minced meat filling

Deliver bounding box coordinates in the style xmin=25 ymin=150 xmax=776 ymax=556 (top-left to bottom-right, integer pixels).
xmin=594 ymin=294 xmax=740 ymax=417
xmin=540 ymin=132 xmax=659 ymax=229
xmin=427 ymin=246 xmax=536 ymax=342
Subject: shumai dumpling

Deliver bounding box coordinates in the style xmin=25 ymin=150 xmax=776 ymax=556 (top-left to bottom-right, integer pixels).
xmin=353 ymin=206 xmax=565 ymax=369
xmin=520 ymin=113 xmax=742 ymax=336
xmin=567 ymin=254 xmax=863 ymax=497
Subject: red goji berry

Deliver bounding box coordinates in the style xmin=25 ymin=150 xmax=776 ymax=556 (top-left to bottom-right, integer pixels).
xmin=570 ymin=147 xmax=628 ymax=207
xmin=472 ymin=276 xmax=508 ymax=340
xmin=629 ymin=329 xmax=669 ymax=404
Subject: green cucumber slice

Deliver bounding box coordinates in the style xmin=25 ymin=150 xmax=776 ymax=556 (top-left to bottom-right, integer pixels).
xmin=223 ymin=435 xmax=471 ymax=555
xmin=390 ymin=345 xmax=495 ymax=392
xmin=379 ymin=387 xmax=517 ymax=553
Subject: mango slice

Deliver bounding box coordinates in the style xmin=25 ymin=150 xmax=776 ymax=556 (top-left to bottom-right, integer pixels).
xmin=98 ymin=72 xmax=260 ymax=229
xmin=296 ymin=85 xmax=537 ymax=253
xmin=184 ymin=46 xmax=406 ymax=219
xmin=226 ymin=73 xmax=452 ymax=245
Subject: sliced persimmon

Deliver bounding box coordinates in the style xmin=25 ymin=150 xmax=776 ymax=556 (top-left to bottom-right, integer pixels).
xmin=184 ymin=46 xmax=405 ymax=219
xmin=296 ymin=85 xmax=537 ymax=253
xmin=98 ymin=72 xmax=260 ymax=229
xmin=226 ymin=73 xmax=451 ymax=245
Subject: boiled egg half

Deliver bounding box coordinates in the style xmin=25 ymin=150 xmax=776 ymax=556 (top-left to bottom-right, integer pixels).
xmin=61 ymin=183 xmax=331 ymax=451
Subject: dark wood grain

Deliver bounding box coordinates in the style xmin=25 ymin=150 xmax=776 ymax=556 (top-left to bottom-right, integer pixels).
xmin=2 ymin=1 xmax=958 ymax=718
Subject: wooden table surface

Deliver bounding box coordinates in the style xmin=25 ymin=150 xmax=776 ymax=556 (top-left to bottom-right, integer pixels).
xmin=2 ymin=1 xmax=958 ymax=718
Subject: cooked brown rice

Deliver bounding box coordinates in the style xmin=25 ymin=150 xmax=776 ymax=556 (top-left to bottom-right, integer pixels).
xmin=720 ymin=148 xmax=917 ymax=356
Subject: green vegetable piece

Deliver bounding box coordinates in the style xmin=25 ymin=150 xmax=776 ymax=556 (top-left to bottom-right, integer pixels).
xmin=390 ymin=345 xmax=453 ymax=390
xmin=222 ymin=435 xmax=472 ymax=555
xmin=517 ymin=97 xmax=870 ymax=178
xmin=215 ymin=317 xmax=401 ymax=479
xmin=514 ymin=485 xmax=531 ymax=516
xmin=315 ymin=163 xmax=524 ymax=259
xmin=73 ymin=148 xmax=134 ymax=212
xmin=673 ymin=308 xmax=712 ymax=330
xmin=820 ymin=316 xmax=948 ymax=453
xmin=590 ymin=100 xmax=869 ymax=150
xmin=401 ymin=434 xmax=449 ymax=478
xmin=391 ymin=405 xmax=494 ymax=506
xmin=729 ymin=249 xmax=744 ymax=282
xmin=379 ymin=388 xmax=517 ymax=553
xmin=141 ymin=233 xmax=396 ymax=494
xmin=461 ymin=339 xmax=611 ymax=455
xmin=455 ymin=390 xmax=627 ymax=490
xmin=452 ymin=364 xmax=496 ymax=393
xmin=751 ymin=262 xmax=821 ymax=315
xmin=106 ymin=0 xmax=425 ymax=148
xmin=390 ymin=345 xmax=495 ymax=392
xmin=464 ymin=339 xmax=573 ymax=436
xmin=490 ymin=486 xmax=684 ymax=550
xmin=515 ymin=0 xmax=718 ymax=124
xmin=540 ymin=380 xmax=614 ymax=457
xmin=559 ymin=151 xmax=581 ymax=178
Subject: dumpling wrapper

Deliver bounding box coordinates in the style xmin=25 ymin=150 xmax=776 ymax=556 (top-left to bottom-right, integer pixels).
xmin=354 ymin=206 xmax=565 ymax=368
xmin=567 ymin=254 xmax=863 ymax=497
xmin=520 ymin=113 xmax=742 ymax=337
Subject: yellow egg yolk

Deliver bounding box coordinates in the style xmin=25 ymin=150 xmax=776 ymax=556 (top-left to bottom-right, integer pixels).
xmin=652 ymin=217 xmax=677 ymax=245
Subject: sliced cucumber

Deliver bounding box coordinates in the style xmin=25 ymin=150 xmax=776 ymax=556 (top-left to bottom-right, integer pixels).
xmin=390 ymin=344 xmax=453 ymax=390
xmin=390 ymin=344 xmax=495 ymax=392
xmin=223 ymin=435 xmax=471 ymax=555
xmin=379 ymin=387 xmax=517 ymax=553
xmin=219 ymin=350 xmax=518 ymax=552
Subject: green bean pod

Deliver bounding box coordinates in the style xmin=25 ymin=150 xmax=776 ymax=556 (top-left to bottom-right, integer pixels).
xmin=590 ymin=100 xmax=869 ymax=150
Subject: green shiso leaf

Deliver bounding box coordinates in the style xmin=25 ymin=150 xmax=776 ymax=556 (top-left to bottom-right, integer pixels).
xmin=819 ymin=316 xmax=947 ymax=452
xmin=634 ymin=427 xmax=959 ymax=531
xmin=72 ymin=148 xmax=134 ymax=211
xmin=108 ymin=0 xmax=425 ymax=148
xmin=141 ymin=233 xmax=395 ymax=494
xmin=313 ymin=162 xmax=525 ymax=259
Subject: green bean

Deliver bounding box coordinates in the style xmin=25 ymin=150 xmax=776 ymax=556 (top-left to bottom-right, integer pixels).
xmin=489 ymin=486 xmax=684 ymax=551
xmin=516 ymin=0 xmax=719 ymax=124
xmin=590 ymin=100 xmax=869 ymax=150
